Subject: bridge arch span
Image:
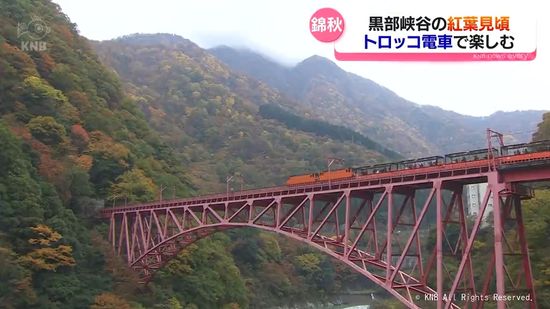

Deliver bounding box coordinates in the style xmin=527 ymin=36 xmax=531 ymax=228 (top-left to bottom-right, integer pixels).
xmin=131 ymin=222 xmax=434 ymax=308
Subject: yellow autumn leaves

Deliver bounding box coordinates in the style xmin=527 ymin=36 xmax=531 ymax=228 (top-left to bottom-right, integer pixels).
xmin=19 ymin=224 xmax=76 ymax=271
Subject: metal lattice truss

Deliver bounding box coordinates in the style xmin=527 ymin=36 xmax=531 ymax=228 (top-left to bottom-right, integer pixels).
xmin=106 ymin=170 xmax=539 ymax=309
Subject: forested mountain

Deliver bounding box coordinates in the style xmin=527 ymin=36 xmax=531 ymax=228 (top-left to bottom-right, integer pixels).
xmin=0 ymin=2 xmax=392 ymax=307
xmin=92 ymin=34 xmax=395 ymax=193
xmin=0 ymin=0 xmax=197 ymax=307
xmin=210 ymin=46 xmax=546 ymax=156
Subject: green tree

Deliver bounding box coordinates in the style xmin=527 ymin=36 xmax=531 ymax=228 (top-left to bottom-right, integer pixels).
xmin=27 ymin=116 xmax=67 ymax=145
xmin=109 ymin=168 xmax=158 ymax=203
xmin=0 ymin=246 xmax=35 ymax=307
xmin=522 ymin=190 xmax=550 ymax=307
xmin=167 ymin=297 xmax=184 ymax=309
xmin=259 ymin=233 xmax=282 ymax=262
xmin=524 ymin=111 xmax=550 ymax=306
xmin=0 ymin=122 xmax=44 ymax=246
xmin=533 ymin=112 xmax=550 ymax=141
xmin=158 ymin=234 xmax=248 ymax=308
xmin=295 ymin=253 xmax=322 ymax=274
xmin=20 ymin=76 xmax=79 ymax=122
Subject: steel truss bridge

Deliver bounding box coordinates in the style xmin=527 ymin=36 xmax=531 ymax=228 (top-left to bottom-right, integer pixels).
xmin=101 ymin=143 xmax=550 ymax=309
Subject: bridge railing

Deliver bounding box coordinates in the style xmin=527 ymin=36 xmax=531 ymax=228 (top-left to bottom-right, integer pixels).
xmin=100 ymin=158 xmax=492 ymax=216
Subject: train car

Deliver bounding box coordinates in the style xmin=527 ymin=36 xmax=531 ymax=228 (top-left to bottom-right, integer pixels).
xmin=397 ymin=156 xmax=444 ymax=170
xmin=530 ymin=140 xmax=550 ymax=152
xmin=501 ymin=142 xmax=530 ymax=156
xmin=285 ymin=140 xmax=550 ymax=187
xmin=318 ymin=168 xmax=354 ymax=182
xmin=354 ymin=162 xmax=398 ymax=176
xmin=499 ymin=140 xmax=550 ymax=167
xmin=444 ymin=148 xmax=498 ymax=164
xmin=501 ymin=140 xmax=550 ymax=156
xmin=286 ymin=174 xmax=317 ymax=186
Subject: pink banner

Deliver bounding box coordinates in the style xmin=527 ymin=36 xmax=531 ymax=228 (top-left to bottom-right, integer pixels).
xmin=334 ymin=49 xmax=537 ymax=61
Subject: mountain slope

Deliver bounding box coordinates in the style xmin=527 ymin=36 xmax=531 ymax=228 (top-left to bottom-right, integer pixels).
xmin=210 ymin=46 xmax=547 ymax=156
xmin=1 ymin=3 xmax=381 ymax=308
xmin=93 ymin=34 xmax=396 ymax=193
xmin=0 ymin=1 xmax=199 ymax=308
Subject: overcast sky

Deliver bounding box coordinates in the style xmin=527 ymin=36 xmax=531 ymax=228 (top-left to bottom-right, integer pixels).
xmin=52 ymin=0 xmax=548 ymax=117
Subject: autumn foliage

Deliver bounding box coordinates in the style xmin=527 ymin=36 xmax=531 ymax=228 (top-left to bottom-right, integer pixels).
xmin=19 ymin=225 xmax=76 ymax=271
xmin=90 ymin=293 xmax=132 ymax=309
xmin=0 ymin=2 xmax=192 ymax=308
xmin=70 ymin=123 xmax=90 ymax=151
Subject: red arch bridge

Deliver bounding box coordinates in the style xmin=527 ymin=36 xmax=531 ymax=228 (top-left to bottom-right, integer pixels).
xmin=101 ymin=148 xmax=550 ymax=309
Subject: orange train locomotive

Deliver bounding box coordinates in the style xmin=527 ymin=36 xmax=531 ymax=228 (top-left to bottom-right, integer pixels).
xmin=285 ymin=140 xmax=550 ymax=186
xmin=286 ymin=168 xmax=354 ymax=186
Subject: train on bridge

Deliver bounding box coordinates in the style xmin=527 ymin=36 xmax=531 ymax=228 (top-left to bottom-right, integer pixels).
xmin=286 ymin=139 xmax=550 ymax=186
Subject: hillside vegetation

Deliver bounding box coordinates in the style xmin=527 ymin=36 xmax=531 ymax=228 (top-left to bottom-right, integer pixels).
xmin=93 ymin=34 xmax=391 ymax=193
xmin=211 ymin=46 xmax=546 ymax=156
xmin=524 ymin=111 xmax=550 ymax=307
xmin=0 ymin=0 xmax=201 ymax=307
xmin=0 ymin=2 xmax=390 ymax=308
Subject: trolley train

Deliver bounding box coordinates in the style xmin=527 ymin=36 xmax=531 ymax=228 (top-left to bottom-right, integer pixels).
xmin=285 ymin=140 xmax=550 ymax=186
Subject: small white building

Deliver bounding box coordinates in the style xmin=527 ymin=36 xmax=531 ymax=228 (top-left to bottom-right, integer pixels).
xmin=465 ymin=183 xmax=493 ymax=223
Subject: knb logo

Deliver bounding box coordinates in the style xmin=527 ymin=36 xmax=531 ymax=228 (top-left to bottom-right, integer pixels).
xmin=17 ymin=16 xmax=50 ymax=51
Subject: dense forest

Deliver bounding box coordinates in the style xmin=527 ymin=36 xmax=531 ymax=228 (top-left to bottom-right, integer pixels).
xmin=92 ymin=34 xmax=389 ymax=193
xmin=526 ymin=112 xmax=550 ymax=307
xmin=258 ymin=104 xmax=401 ymax=159
xmin=0 ymin=1 xmax=386 ymax=308
xmin=0 ymin=0 xmax=197 ymax=307
xmin=0 ymin=0 xmax=549 ymax=308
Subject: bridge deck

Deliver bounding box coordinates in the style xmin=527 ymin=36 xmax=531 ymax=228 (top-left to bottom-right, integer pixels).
xmin=101 ymin=151 xmax=550 ymax=217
